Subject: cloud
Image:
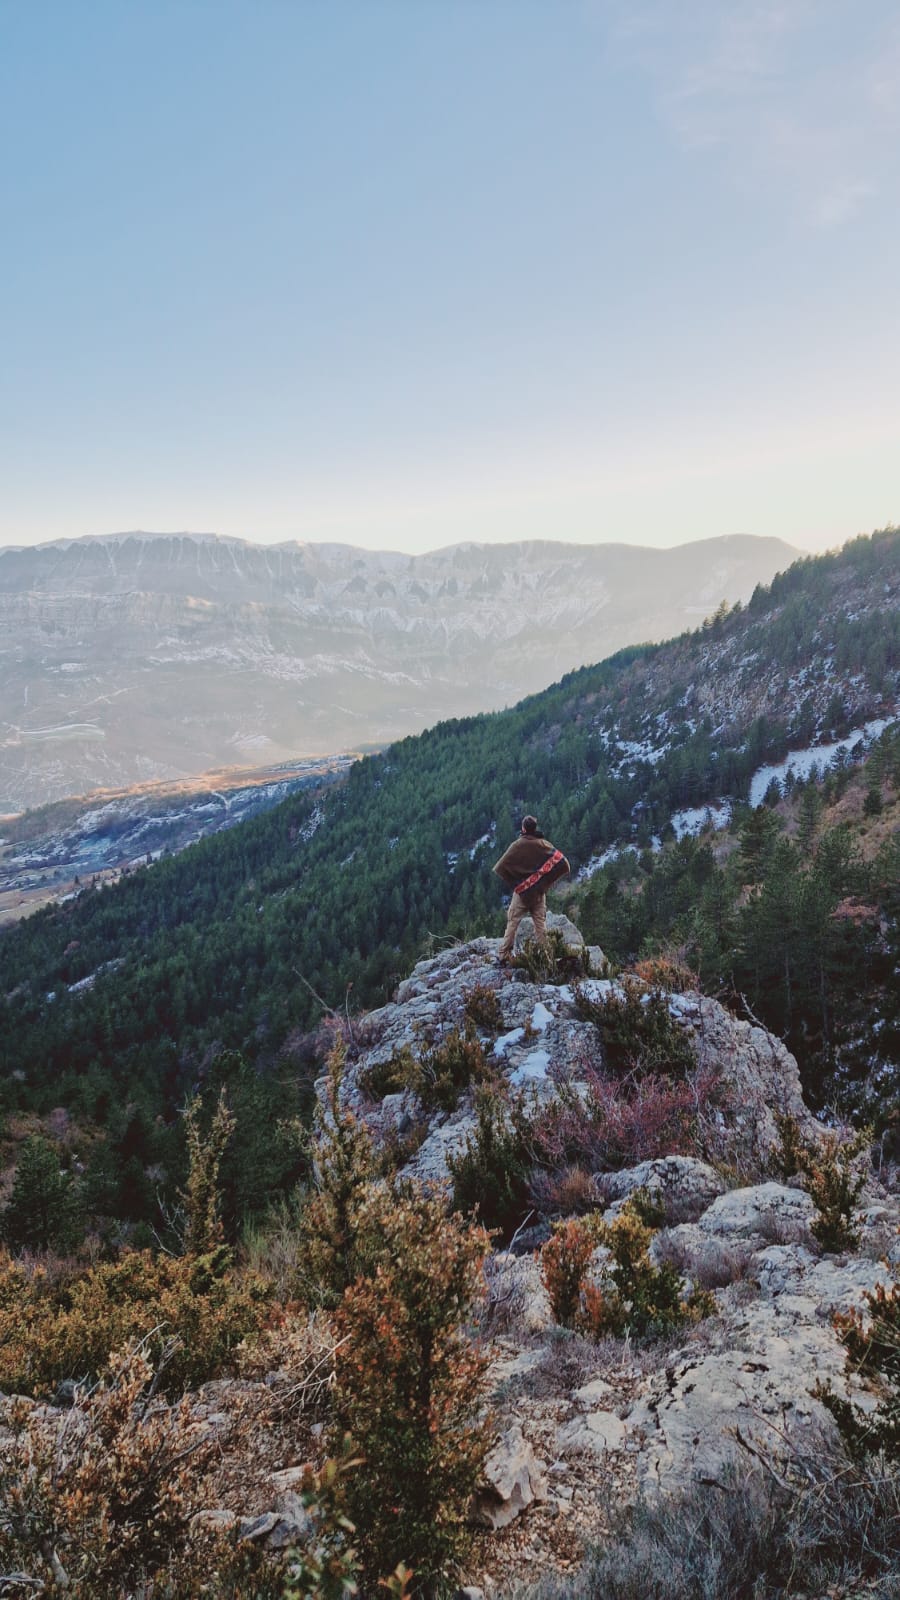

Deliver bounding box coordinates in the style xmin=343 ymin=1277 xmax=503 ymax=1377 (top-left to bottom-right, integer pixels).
xmin=605 ymin=0 xmax=900 ymax=226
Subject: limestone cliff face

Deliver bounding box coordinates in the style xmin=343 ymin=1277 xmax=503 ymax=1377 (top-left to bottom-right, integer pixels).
xmin=0 ymin=530 xmax=796 ymax=809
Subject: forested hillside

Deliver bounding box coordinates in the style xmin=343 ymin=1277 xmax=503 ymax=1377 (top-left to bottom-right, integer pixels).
xmin=578 ymin=726 xmax=900 ymax=1122
xmin=0 ymin=528 xmax=898 ymax=1238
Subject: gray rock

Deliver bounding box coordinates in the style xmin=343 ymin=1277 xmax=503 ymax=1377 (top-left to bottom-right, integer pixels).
xmin=857 ymin=1203 xmax=900 ymax=1262
xmin=650 ymin=1222 xmax=753 ymax=1288
xmin=602 ymin=1156 xmax=726 ymax=1223
xmin=697 ymin=1182 xmax=815 ymax=1242
xmin=572 ymin=1377 xmax=615 ymax=1408
xmin=488 ymin=1251 xmax=554 ymax=1335
xmin=514 ymin=910 xmax=585 ymax=950
xmin=557 ymin=1409 xmax=627 ymax=1455
xmin=674 ymin=995 xmax=818 ymax=1161
xmin=469 ymin=1424 xmax=548 ymax=1529
xmin=624 ymin=1248 xmax=888 ymax=1494
xmin=403 ymin=1109 xmax=477 ymax=1186
xmin=491 ymin=1346 xmax=545 ymax=1387
xmin=192 ymin=1493 xmax=313 ymax=1551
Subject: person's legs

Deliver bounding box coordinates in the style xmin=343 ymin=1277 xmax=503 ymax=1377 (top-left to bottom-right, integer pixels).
xmin=498 ymin=892 xmax=527 ymax=960
xmin=531 ymin=893 xmax=548 ymax=946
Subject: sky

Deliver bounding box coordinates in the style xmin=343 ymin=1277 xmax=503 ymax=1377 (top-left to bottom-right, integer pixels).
xmin=1 ymin=0 xmax=898 ymax=556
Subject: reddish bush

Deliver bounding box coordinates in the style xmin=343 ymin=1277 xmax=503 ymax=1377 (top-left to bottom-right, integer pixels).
xmin=530 ymin=1163 xmax=600 ymax=1218
xmin=534 ymin=1065 xmax=718 ymax=1175
xmin=541 ymin=1199 xmax=715 ymax=1342
xmin=541 ymin=1216 xmax=601 ymax=1326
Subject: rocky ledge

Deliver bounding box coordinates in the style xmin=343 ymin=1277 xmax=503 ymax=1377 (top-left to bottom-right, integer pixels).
xmin=320 ymin=918 xmax=900 ymax=1593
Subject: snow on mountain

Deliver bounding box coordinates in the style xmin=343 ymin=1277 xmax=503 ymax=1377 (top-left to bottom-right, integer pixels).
xmin=748 ymin=717 xmax=899 ymax=806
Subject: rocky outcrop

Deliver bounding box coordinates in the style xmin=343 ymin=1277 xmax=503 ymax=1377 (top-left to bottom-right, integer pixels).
xmin=695 ymin=1181 xmax=816 ymax=1243
xmin=666 ymin=992 xmax=819 ymax=1158
xmin=622 ymin=1240 xmax=891 ymax=1494
xmin=470 ymin=1425 xmax=548 ymax=1529
xmin=600 ymin=1155 xmax=726 ymax=1223
xmin=308 ymin=935 xmax=900 ymax=1579
xmin=333 ymin=935 xmax=814 ymax=1186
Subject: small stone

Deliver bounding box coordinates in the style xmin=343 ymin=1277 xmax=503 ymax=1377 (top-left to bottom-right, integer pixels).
xmin=469 ymin=1424 xmax=548 ymax=1529
xmin=572 ymin=1377 xmax=615 ymax=1409
xmin=557 ymin=1410 xmax=627 ymax=1455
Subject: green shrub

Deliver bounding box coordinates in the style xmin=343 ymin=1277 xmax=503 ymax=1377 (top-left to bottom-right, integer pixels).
xmin=416 ymin=1023 xmax=493 ymax=1111
xmin=359 ymin=1044 xmax=419 ymax=1101
xmin=573 ymin=978 xmax=696 ymax=1080
xmin=448 ymin=1084 xmax=535 ymax=1238
xmin=772 ymin=1116 xmax=866 ymax=1252
xmin=332 ymin=1184 xmax=492 ymax=1593
xmin=512 ymin=929 xmax=593 ymax=985
xmin=822 ymin=1264 xmax=900 ymax=1458
xmin=541 ymin=1195 xmax=713 ymax=1341
xmin=463 ymin=982 xmax=505 ymax=1033
xmin=1 ymin=1134 xmax=82 ymax=1253
xmin=0 ymin=1244 xmax=270 ymax=1396
xmin=297 ymin=1037 xmax=379 ymax=1307
xmin=281 ymin=1441 xmax=368 ymax=1600
xmin=181 ymin=1085 xmax=235 ymax=1254
xmin=360 ymin=1024 xmax=492 ymax=1113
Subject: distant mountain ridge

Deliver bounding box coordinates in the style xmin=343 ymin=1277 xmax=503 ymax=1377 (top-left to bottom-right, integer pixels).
xmin=0 ymin=530 xmax=797 ymax=811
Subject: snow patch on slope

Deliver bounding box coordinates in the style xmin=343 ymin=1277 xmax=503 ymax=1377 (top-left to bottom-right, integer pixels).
xmin=749 ymin=716 xmax=898 ymax=806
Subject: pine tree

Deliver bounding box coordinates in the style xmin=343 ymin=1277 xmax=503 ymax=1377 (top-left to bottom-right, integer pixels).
xmin=2 ymin=1136 xmax=80 ymax=1253
xmin=297 ymin=1035 xmax=378 ymax=1306
xmin=181 ymin=1088 xmax=235 ymax=1254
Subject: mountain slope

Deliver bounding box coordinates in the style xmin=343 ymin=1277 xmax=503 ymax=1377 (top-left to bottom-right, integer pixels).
xmin=0 ymin=530 xmax=797 ymax=809
xmin=0 ymin=528 xmax=896 ymax=1135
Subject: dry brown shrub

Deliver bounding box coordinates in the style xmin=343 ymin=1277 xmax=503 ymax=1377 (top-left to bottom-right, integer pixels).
xmin=633 ymin=954 xmax=698 ymax=993
xmin=531 ymin=1163 xmax=600 ymax=1218
xmin=653 ymin=1228 xmax=754 ymax=1291
xmin=0 ymin=1344 xmax=233 ymax=1595
xmin=237 ymin=1307 xmax=339 ymax=1424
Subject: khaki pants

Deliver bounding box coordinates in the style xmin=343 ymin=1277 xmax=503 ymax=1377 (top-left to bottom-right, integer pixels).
xmin=498 ymin=892 xmax=547 ymax=960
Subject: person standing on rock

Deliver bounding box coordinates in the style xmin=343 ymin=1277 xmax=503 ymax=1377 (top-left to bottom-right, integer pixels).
xmin=493 ymin=815 xmax=570 ymax=962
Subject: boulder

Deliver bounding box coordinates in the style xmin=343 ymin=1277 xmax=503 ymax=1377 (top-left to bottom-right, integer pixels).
xmin=649 ymin=1222 xmax=752 ymax=1288
xmin=751 ymin=1244 xmax=890 ymax=1308
xmin=669 ymin=994 xmax=817 ymax=1160
xmin=601 ymin=1156 xmax=726 ymax=1224
xmin=488 ymin=1251 xmax=555 ymax=1335
xmin=514 ymin=910 xmax=585 ymax=950
xmin=403 ymin=1108 xmax=477 ymax=1186
xmin=557 ymin=1409 xmax=627 ymax=1456
xmin=469 ymin=1424 xmax=548 ymax=1529
xmin=192 ymin=1507 xmax=312 ymax=1549
xmin=697 ymin=1182 xmax=815 ymax=1243
xmin=572 ymin=1377 xmax=615 ymax=1408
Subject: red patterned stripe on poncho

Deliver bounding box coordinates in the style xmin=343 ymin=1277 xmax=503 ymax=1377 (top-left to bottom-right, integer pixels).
xmin=514 ymin=849 xmax=564 ymax=897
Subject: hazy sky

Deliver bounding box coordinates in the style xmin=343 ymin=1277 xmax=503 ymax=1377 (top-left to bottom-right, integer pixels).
xmin=2 ymin=1 xmax=898 ymax=555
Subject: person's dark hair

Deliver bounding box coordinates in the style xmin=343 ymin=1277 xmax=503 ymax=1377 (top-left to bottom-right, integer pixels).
xmin=521 ymin=815 xmax=539 ymax=835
